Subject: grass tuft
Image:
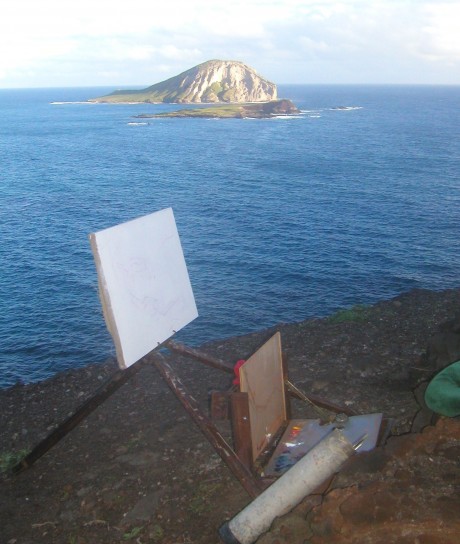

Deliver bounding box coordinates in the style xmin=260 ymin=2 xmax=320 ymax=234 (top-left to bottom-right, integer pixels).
xmin=123 ymin=526 xmax=144 ymax=540
xmin=0 ymin=449 xmax=29 ymax=473
xmin=327 ymin=304 xmax=372 ymax=324
xmin=189 ymin=482 xmax=222 ymax=514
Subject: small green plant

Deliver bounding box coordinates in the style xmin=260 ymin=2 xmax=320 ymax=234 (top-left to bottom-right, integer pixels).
xmin=210 ymin=82 xmax=223 ymax=94
xmin=150 ymin=524 xmax=164 ymax=542
xmin=327 ymin=304 xmax=372 ymax=324
xmin=189 ymin=482 xmax=222 ymax=514
xmin=123 ymin=526 xmax=144 ymax=540
xmin=0 ymin=449 xmax=29 ymax=473
xmin=126 ymin=436 xmax=141 ymax=450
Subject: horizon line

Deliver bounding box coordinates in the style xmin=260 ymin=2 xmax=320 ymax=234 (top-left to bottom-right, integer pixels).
xmin=2 ymin=82 xmax=460 ymax=91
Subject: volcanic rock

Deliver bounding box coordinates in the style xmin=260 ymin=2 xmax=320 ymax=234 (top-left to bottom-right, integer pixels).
xmin=91 ymin=60 xmax=277 ymax=104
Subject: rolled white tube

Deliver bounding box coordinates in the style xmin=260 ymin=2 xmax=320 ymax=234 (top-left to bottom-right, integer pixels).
xmin=219 ymin=429 xmax=355 ymax=544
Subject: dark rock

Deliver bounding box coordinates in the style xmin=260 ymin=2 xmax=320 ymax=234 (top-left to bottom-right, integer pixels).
xmin=1 ymin=288 xmax=460 ymax=544
xmin=114 ymin=451 xmax=159 ymax=467
xmin=418 ymin=313 xmax=460 ymax=380
xmin=262 ymin=99 xmax=300 ymax=115
xmin=120 ymin=490 xmax=165 ymax=525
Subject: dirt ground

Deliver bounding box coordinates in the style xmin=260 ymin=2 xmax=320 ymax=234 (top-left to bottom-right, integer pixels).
xmin=1 ymin=288 xmax=459 ymax=544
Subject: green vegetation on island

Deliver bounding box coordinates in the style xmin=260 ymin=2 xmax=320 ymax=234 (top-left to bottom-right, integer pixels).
xmin=134 ymin=99 xmax=300 ymax=119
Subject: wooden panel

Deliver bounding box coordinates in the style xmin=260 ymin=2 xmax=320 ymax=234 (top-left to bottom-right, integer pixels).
xmin=89 ymin=208 xmax=198 ymax=368
xmin=239 ymin=332 xmax=287 ymax=462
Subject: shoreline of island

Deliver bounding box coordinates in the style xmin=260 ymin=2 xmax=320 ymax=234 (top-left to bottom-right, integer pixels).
xmin=133 ymin=99 xmax=300 ymax=119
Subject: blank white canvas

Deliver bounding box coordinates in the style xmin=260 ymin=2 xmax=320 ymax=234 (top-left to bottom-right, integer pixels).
xmin=89 ymin=208 xmax=198 ymax=368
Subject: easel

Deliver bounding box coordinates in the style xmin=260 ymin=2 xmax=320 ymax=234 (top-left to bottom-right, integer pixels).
xmin=13 ymin=208 xmax=388 ymax=502
xmin=155 ymin=346 xmax=374 ymax=495
xmin=13 ymin=334 xmax=375 ymax=500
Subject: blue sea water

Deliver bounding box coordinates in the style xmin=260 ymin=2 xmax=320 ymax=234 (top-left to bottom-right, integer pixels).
xmin=0 ymin=85 xmax=459 ymax=388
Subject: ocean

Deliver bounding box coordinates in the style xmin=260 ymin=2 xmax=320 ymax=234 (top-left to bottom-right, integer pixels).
xmin=0 ymin=85 xmax=459 ymax=388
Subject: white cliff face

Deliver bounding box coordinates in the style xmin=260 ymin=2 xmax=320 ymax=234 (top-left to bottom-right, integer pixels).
xmin=173 ymin=60 xmax=277 ymax=103
xmin=93 ymin=60 xmax=278 ymax=104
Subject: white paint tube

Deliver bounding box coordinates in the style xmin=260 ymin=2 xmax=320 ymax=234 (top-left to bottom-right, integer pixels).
xmin=219 ymin=428 xmax=359 ymax=544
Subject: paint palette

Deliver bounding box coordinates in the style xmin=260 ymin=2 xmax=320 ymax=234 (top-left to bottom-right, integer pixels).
xmin=264 ymin=413 xmax=383 ymax=476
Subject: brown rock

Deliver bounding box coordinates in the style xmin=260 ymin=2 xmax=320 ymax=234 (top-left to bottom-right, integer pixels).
xmin=308 ymin=418 xmax=460 ymax=544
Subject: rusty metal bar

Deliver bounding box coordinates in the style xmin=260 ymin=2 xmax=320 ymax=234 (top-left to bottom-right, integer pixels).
xmin=165 ymin=340 xmax=234 ymax=374
xmin=286 ymin=381 xmax=357 ymax=417
xmin=166 ymin=340 xmax=354 ymax=418
xmin=152 ymin=352 xmax=263 ymax=498
xmin=12 ymin=358 xmax=147 ymax=474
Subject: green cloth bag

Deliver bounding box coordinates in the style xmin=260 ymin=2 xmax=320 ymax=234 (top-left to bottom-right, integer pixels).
xmin=425 ymin=360 xmax=460 ymax=417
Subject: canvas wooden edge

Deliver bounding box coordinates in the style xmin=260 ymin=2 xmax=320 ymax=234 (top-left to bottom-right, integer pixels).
xmin=269 ymin=331 xmax=288 ymax=440
xmin=89 ymin=232 xmax=127 ymax=369
xmin=274 ymin=331 xmax=288 ymax=422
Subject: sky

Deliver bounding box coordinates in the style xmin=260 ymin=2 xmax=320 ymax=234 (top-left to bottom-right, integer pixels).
xmin=1 ymin=0 xmax=460 ymax=88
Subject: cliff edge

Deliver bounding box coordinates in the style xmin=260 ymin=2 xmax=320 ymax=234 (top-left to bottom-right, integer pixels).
xmin=1 ymin=288 xmax=459 ymax=543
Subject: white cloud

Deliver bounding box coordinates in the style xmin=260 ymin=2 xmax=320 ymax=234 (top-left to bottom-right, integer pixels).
xmin=1 ymin=0 xmax=459 ymax=86
xmin=418 ymin=3 xmax=460 ymax=62
xmin=266 ymin=1 xmax=460 ymax=81
xmin=155 ymin=45 xmax=202 ymax=62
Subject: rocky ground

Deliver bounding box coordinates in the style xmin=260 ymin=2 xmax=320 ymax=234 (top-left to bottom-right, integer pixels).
xmin=1 ymin=288 xmax=459 ymax=544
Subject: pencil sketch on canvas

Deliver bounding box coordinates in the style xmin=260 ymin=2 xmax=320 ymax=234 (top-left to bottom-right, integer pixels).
xmin=89 ymin=208 xmax=198 ymax=368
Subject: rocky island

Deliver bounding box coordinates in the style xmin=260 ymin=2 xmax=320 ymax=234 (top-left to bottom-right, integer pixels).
xmin=90 ymin=59 xmax=278 ymax=104
xmin=134 ymin=99 xmax=300 ymax=119
xmin=91 ymin=59 xmax=301 ymax=119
